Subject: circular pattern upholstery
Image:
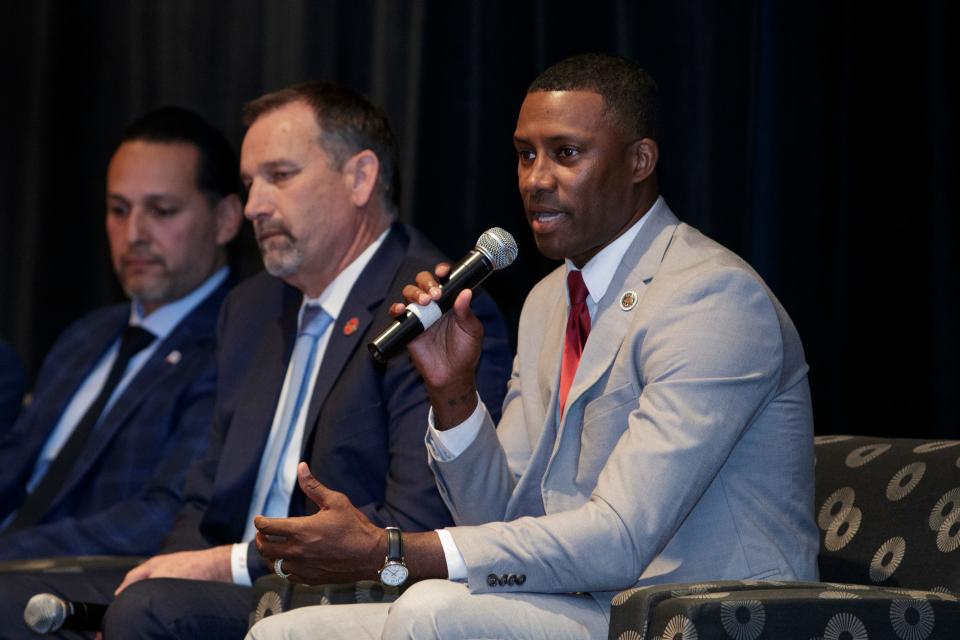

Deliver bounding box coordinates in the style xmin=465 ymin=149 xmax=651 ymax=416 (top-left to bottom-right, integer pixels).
xmin=825 ymin=506 xmax=862 ymax=552
xmin=662 ymin=614 xmax=698 ymax=640
xmin=929 ymin=489 xmax=960 ymax=532
xmin=823 ymin=612 xmax=868 ymax=640
xmin=889 ymin=599 xmax=935 ymax=640
xmin=846 ymin=443 xmax=892 ymax=468
xmin=816 ymin=435 xmax=853 ymax=445
xmin=720 ymin=600 xmax=765 ymax=640
xmin=870 ymin=537 xmax=907 ymax=582
xmin=254 ymin=590 xmax=285 ymax=620
xmin=612 ymin=587 xmax=644 ymax=606
xmin=817 ymin=438 xmax=960 ymax=592
xmin=887 ymin=463 xmax=927 ymax=501
xmin=913 ymin=442 xmax=960 ymax=454
xmin=936 ymin=513 xmax=960 ymax=553
xmin=609 ymin=581 xmax=960 ymax=640
xmin=819 ymin=487 xmax=856 ymax=529
xmin=610 ymin=437 xmax=960 ymax=640
xmin=819 ymin=590 xmax=860 ymax=599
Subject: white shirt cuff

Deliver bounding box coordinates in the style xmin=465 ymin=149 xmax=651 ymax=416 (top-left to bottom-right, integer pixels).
xmin=426 ymin=394 xmax=486 ymax=461
xmin=436 ymin=528 xmax=468 ymax=582
xmin=231 ymin=542 xmax=253 ymax=586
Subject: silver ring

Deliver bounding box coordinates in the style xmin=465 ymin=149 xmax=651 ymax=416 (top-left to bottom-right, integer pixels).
xmin=274 ymin=558 xmax=290 ymax=579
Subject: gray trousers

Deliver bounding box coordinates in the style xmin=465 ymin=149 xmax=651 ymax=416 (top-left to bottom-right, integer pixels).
xmin=245 ymin=579 xmax=608 ymax=640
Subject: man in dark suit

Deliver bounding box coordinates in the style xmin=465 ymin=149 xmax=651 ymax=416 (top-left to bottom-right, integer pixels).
xmin=91 ymin=83 xmax=511 ymax=639
xmin=0 ymin=107 xmax=243 ymax=559
xmin=0 ymin=340 xmax=25 ymax=434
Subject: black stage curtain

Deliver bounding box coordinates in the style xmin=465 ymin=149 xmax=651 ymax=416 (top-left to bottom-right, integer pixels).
xmin=1 ymin=1 xmax=956 ymax=438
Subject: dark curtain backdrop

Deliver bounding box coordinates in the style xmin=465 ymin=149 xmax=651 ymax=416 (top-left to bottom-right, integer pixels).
xmin=1 ymin=1 xmax=956 ymax=438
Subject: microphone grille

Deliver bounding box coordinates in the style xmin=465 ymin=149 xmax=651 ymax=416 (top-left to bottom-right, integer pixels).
xmin=475 ymin=227 xmax=518 ymax=270
xmin=24 ymin=593 xmax=69 ymax=634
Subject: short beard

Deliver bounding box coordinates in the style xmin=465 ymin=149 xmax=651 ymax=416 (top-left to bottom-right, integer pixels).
xmin=120 ymin=272 xmax=176 ymax=310
xmin=259 ymin=236 xmax=305 ymax=279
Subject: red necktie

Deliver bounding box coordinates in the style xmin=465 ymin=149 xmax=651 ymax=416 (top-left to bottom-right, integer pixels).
xmin=559 ymin=270 xmax=591 ymax=417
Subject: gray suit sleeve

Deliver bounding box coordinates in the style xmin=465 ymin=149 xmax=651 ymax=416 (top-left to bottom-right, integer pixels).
xmin=428 ymin=356 xmax=524 ymax=526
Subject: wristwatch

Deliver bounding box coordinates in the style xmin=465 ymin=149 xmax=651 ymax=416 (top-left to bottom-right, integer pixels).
xmin=378 ymin=526 xmax=409 ymax=587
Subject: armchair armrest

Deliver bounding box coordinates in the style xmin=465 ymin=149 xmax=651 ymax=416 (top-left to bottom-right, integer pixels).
xmin=609 ymin=580 xmax=960 ymax=640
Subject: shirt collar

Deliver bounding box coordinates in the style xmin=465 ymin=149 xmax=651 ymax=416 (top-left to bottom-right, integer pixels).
xmin=566 ymin=195 xmax=665 ymax=304
xmin=299 ymin=227 xmax=390 ymax=320
xmin=129 ymin=266 xmax=230 ymax=339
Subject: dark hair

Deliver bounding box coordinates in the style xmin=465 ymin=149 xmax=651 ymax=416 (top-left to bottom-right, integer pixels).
xmin=528 ymin=53 xmax=660 ymax=141
xmin=242 ymin=82 xmax=400 ymax=213
xmin=120 ymin=106 xmax=239 ymax=202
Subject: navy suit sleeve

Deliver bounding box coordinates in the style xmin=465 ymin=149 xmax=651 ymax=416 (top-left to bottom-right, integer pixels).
xmin=0 ymin=361 xmax=217 ymax=558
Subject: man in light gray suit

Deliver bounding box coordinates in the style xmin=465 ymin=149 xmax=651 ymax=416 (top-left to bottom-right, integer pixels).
xmin=246 ymin=53 xmax=819 ymax=639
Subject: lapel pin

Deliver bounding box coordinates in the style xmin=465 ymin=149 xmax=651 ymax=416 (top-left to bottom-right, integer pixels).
xmin=165 ymin=350 xmax=182 ymax=365
xmin=343 ymin=317 xmax=360 ymax=336
xmin=619 ymin=291 xmax=638 ymax=311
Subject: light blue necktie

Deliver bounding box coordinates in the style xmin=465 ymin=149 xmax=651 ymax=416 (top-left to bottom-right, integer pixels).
xmin=259 ymin=304 xmax=333 ymax=519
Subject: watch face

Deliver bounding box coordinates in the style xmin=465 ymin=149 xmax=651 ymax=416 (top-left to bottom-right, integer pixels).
xmin=380 ymin=561 xmax=409 ymax=587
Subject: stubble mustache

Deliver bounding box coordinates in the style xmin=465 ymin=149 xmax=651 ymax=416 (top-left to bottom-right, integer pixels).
xmin=254 ymin=220 xmax=294 ymax=247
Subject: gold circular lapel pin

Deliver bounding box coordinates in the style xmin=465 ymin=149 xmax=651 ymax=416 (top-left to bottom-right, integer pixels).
xmin=619 ymin=291 xmax=638 ymax=311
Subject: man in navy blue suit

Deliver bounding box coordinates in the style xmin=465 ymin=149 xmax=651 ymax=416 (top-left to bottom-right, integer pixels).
xmin=0 ymin=107 xmax=243 ymax=560
xmin=79 ymin=83 xmax=509 ymax=639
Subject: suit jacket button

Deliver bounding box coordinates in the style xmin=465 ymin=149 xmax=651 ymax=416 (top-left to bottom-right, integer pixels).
xmin=517 ymin=574 xmax=526 ymax=585
xmin=487 ymin=574 xmax=498 ymax=587
xmin=498 ymin=574 xmax=508 ymax=586
xmin=507 ymin=575 xmax=517 ymax=585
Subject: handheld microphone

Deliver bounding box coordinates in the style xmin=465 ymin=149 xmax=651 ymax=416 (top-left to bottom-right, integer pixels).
xmin=368 ymin=227 xmax=518 ymax=364
xmin=23 ymin=593 xmax=107 ymax=633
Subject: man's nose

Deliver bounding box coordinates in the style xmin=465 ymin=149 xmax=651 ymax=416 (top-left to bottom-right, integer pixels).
xmin=126 ymin=207 xmax=151 ymax=243
xmin=244 ymin=179 xmax=270 ymax=221
xmin=521 ymin=156 xmax=556 ymax=194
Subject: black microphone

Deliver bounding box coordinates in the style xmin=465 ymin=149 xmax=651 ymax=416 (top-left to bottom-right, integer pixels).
xmin=368 ymin=227 xmax=518 ymax=364
xmin=23 ymin=593 xmax=107 ymax=634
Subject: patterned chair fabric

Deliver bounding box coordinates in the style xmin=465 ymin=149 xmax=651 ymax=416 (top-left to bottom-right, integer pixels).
xmin=608 ymin=436 xmax=960 ymax=639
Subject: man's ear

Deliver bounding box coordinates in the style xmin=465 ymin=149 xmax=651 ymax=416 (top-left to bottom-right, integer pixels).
xmin=630 ymin=138 xmax=659 ymax=184
xmin=214 ymin=193 xmax=244 ymax=245
xmin=343 ymin=150 xmax=380 ymax=208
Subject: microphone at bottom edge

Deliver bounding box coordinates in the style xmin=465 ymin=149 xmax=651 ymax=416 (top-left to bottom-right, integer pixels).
xmin=24 ymin=593 xmax=107 ymax=634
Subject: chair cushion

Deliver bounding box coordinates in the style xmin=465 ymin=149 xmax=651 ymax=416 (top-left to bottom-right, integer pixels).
xmin=609 ymin=580 xmax=960 ymax=640
xmin=813 ymin=436 xmax=960 ymax=591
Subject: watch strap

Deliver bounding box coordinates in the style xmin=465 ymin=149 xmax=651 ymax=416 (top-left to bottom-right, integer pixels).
xmin=385 ymin=526 xmax=403 ymax=561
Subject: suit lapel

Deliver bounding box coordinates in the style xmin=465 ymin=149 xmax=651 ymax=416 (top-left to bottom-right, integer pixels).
xmin=60 ymin=282 xmax=228 ymax=502
xmin=215 ymin=284 xmax=300 ymax=505
xmin=537 ymin=287 xmax=566 ymax=419
xmin=560 ymin=206 xmax=680 ymax=426
xmin=300 ymin=224 xmax=409 ymax=456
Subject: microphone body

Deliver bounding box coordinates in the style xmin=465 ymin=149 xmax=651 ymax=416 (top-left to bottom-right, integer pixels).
xmin=368 ymin=228 xmax=517 ymax=364
xmin=24 ymin=593 xmax=107 ymax=634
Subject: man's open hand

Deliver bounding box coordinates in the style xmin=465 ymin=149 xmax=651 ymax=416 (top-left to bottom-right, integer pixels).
xmin=255 ymin=463 xmax=385 ymax=585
